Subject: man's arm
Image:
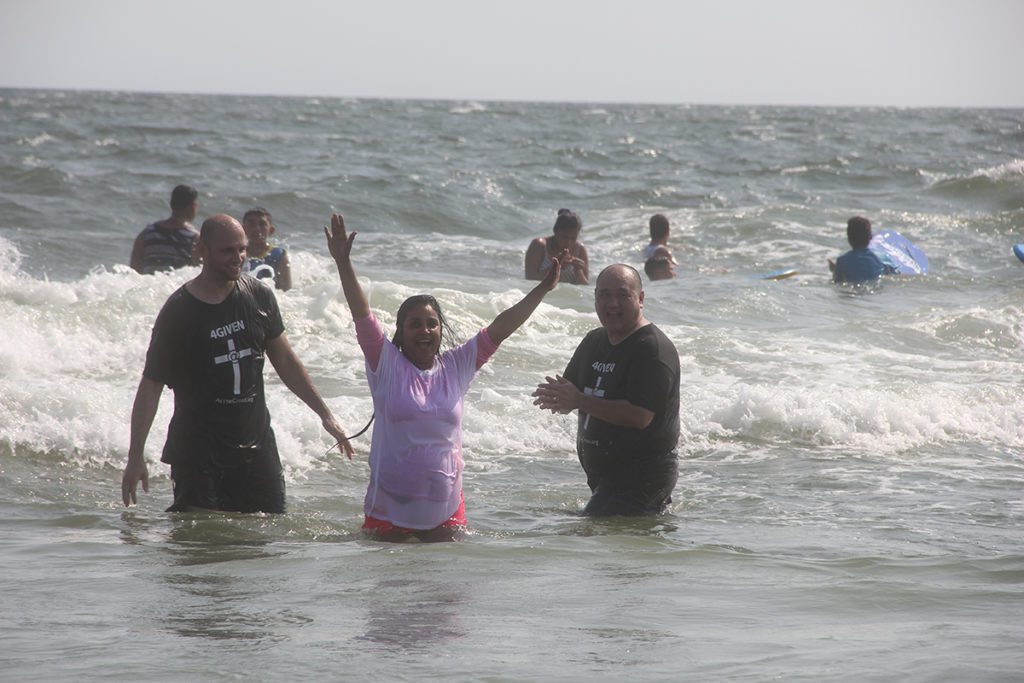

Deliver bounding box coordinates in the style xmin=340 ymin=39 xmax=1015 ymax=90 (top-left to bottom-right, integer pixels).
xmin=122 ymin=375 xmax=163 ymax=505
xmin=265 ymin=333 xmax=354 ymax=458
xmin=532 ymin=374 xmax=655 ymax=430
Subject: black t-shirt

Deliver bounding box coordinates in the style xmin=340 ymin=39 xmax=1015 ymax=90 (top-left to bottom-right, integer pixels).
xmin=563 ymin=323 xmax=680 ymax=487
xmin=143 ymin=275 xmax=285 ymax=465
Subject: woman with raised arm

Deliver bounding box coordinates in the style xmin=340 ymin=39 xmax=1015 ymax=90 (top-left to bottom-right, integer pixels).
xmin=325 ymin=213 xmax=559 ymax=541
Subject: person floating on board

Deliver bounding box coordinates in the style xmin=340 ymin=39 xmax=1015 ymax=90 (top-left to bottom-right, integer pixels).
xmin=326 ymin=212 xmax=560 ymax=541
xmin=643 ymin=214 xmax=677 ymax=281
xmin=121 ymin=214 xmax=352 ymax=513
xmin=829 ymin=216 xmax=897 ymax=284
xmin=533 ymin=264 xmax=681 ymax=516
xmin=525 ymin=208 xmax=590 ymax=284
xmin=130 ymin=184 xmax=201 ymax=275
xmin=242 ymin=207 xmax=292 ymax=291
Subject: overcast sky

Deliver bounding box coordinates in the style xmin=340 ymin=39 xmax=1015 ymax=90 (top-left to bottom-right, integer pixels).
xmin=2 ymin=0 xmax=1022 ymax=107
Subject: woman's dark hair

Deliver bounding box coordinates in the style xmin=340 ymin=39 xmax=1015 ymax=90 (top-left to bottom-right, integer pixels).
xmin=553 ymin=209 xmax=582 ymax=234
xmin=390 ymin=294 xmax=457 ymax=355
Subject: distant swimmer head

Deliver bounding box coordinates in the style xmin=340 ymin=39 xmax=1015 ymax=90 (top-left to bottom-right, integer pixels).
xmin=644 ymin=257 xmax=676 ymax=281
xmin=242 ymin=207 xmax=275 ymax=252
xmin=170 ymin=184 xmax=199 ymax=219
xmin=847 ymin=216 xmax=872 ymax=248
xmin=554 ymin=209 xmax=581 ymax=231
xmin=552 ymin=209 xmax=582 ymax=247
xmin=649 ymin=214 xmax=670 ymax=241
xmin=243 ymin=206 xmax=273 ymax=226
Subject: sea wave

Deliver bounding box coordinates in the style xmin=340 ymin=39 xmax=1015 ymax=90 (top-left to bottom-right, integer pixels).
xmin=688 ymin=380 xmax=1024 ymax=453
xmin=928 ymin=158 xmax=1024 ymax=209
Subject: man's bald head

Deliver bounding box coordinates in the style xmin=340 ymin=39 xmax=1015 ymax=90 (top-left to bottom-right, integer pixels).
xmin=596 ymin=263 xmax=644 ymax=292
xmin=200 ymin=214 xmax=244 ymax=244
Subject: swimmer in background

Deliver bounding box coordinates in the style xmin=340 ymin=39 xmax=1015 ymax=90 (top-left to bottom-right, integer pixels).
xmin=642 ymin=214 xmax=676 ymax=262
xmin=130 ymin=184 xmax=200 ymax=274
xmin=828 ymin=215 xmax=896 ymax=284
xmin=525 ymin=208 xmax=589 ymax=284
xmin=644 ymin=253 xmax=676 ymax=281
xmin=642 ymin=214 xmax=677 ymax=281
xmin=242 ymin=208 xmax=292 ymax=291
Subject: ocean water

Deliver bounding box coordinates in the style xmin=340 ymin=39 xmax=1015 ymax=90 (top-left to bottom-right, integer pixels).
xmin=1 ymin=88 xmax=1023 ymax=681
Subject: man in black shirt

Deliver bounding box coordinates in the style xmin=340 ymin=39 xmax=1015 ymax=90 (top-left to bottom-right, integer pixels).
xmin=534 ymin=264 xmax=680 ymax=515
xmin=121 ymin=214 xmax=353 ymax=513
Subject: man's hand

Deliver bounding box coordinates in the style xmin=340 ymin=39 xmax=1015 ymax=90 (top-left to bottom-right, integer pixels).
xmin=122 ymin=458 xmax=149 ymax=506
xmin=532 ymin=375 xmax=579 ymax=414
xmin=323 ymin=417 xmax=355 ymax=460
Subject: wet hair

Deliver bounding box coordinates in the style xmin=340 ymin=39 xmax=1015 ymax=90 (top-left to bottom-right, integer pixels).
xmin=170 ymin=185 xmax=198 ymax=212
xmin=243 ymin=207 xmax=272 ymax=224
xmin=644 ymin=257 xmax=673 ymax=279
xmin=649 ymin=214 xmax=670 ymax=240
xmin=847 ymin=216 xmax=872 ymax=249
xmin=390 ymin=294 xmax=457 ymax=356
xmin=553 ymin=209 xmax=582 ymax=234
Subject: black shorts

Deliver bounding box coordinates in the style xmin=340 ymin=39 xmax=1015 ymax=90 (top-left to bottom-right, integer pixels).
xmin=583 ymin=451 xmax=678 ymax=517
xmin=166 ymin=444 xmax=285 ymax=514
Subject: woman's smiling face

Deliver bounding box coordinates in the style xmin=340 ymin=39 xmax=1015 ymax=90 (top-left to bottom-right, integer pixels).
xmin=399 ymin=302 xmax=442 ymax=370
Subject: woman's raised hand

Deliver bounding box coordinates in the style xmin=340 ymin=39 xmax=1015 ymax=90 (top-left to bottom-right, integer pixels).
xmin=540 ymin=250 xmax=564 ymax=290
xmin=324 ymin=213 xmax=357 ymax=263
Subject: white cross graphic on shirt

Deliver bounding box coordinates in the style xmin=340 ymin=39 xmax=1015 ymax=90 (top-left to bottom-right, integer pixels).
xmin=582 ymin=376 xmax=605 ymax=430
xmin=214 ymin=338 xmax=253 ymax=395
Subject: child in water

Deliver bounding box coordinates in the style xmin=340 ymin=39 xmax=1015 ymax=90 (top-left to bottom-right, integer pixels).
xmin=643 ymin=214 xmax=677 ymax=281
xmin=829 ymin=216 xmax=895 ymax=284
xmin=243 ymin=208 xmax=292 ymax=291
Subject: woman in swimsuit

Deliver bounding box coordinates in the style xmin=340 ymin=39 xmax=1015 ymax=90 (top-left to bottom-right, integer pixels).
xmin=524 ymin=208 xmax=589 ymax=285
xmin=325 ymin=213 xmax=560 ymax=542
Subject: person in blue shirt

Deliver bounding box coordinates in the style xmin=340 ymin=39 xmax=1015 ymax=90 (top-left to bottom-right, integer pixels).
xmin=829 ymin=216 xmax=896 ymax=284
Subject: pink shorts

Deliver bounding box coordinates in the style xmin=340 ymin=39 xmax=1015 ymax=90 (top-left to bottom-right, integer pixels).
xmin=362 ymin=492 xmax=467 ymax=534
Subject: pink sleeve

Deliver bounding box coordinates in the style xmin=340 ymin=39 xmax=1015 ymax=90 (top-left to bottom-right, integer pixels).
xmin=354 ymin=313 xmax=385 ymax=371
xmin=475 ymin=327 xmax=500 ymax=370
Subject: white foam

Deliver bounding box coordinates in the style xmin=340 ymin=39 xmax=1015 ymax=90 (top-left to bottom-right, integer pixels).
xmin=17 ymin=132 xmax=55 ymax=147
xmin=2 ymin=247 xmax=1023 ymax=481
xmin=971 ymin=158 xmax=1024 ymax=182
